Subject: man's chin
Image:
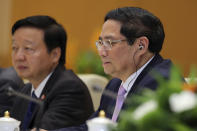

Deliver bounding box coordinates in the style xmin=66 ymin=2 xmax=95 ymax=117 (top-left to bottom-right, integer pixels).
xmin=104 ymin=68 xmax=112 ymax=76
xmin=17 ymin=73 xmax=30 ymax=79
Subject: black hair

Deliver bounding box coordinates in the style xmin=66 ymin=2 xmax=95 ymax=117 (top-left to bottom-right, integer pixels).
xmin=12 ymin=15 xmax=67 ymax=65
xmin=104 ymin=7 xmax=165 ymax=53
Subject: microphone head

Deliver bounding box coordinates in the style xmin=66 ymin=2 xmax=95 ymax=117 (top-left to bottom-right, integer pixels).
xmin=6 ymin=86 xmax=15 ymax=96
xmin=0 ymin=83 xmax=12 ymax=95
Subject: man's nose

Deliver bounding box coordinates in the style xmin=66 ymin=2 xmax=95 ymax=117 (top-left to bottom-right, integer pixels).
xmin=98 ymin=48 xmax=108 ymax=57
xmin=14 ymin=49 xmax=25 ymax=61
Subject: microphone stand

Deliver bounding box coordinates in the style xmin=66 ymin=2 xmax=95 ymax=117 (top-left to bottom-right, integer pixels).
xmin=7 ymin=87 xmax=43 ymax=106
xmin=91 ymin=85 xmax=117 ymax=100
xmin=5 ymin=85 xmax=44 ymax=130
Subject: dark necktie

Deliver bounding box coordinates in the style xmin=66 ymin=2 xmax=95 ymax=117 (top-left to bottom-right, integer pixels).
xmin=112 ymin=85 xmax=127 ymax=122
xmin=22 ymin=91 xmax=37 ymax=130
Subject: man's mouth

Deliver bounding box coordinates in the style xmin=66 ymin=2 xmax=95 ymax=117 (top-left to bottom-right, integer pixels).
xmin=17 ymin=65 xmax=27 ymax=70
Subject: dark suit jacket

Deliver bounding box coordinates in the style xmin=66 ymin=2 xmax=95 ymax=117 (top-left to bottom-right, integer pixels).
xmin=0 ymin=67 xmax=24 ymax=116
xmin=11 ymin=64 xmax=94 ymax=130
xmin=92 ymin=54 xmax=173 ymax=119
xmin=55 ymin=54 xmax=174 ymax=131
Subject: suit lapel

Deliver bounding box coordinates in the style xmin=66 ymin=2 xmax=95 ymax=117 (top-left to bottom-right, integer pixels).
xmin=21 ymin=84 xmax=35 ymax=128
xmin=110 ymin=54 xmax=164 ymax=121
xmin=40 ymin=65 xmax=64 ymax=99
xmin=29 ymin=65 xmax=65 ymax=128
xmin=120 ymin=54 xmax=163 ymax=111
xmin=108 ymin=85 xmax=119 ymax=118
xmin=127 ymin=54 xmax=163 ymax=96
xmin=105 ymin=79 xmax=121 ymax=118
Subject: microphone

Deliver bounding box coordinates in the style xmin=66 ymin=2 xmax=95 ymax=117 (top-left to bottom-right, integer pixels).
xmin=102 ymin=89 xmax=117 ymax=100
xmin=6 ymin=86 xmax=43 ymax=106
xmin=91 ymin=84 xmax=118 ymax=100
xmin=2 ymin=83 xmax=44 ymax=129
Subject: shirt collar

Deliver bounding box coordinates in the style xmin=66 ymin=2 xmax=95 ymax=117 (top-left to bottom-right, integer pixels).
xmin=122 ymin=55 xmax=155 ymax=97
xmin=31 ymin=72 xmax=53 ymax=98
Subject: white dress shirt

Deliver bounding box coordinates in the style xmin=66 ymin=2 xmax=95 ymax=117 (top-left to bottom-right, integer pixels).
xmin=31 ymin=72 xmax=53 ymax=98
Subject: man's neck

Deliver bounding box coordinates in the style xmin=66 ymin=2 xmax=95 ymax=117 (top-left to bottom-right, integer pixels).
xmin=121 ymin=52 xmax=154 ymax=82
xmin=31 ymin=75 xmax=49 ymax=89
xmin=137 ymin=52 xmax=154 ymax=71
xmin=31 ymin=72 xmax=53 ymax=98
xmin=30 ymin=63 xmax=58 ymax=89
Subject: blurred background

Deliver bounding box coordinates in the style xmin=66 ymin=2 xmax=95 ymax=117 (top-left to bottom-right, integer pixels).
xmin=0 ymin=0 xmax=196 ymax=77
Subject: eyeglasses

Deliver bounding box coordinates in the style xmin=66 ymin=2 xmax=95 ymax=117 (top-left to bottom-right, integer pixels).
xmin=95 ymin=39 xmax=127 ymax=50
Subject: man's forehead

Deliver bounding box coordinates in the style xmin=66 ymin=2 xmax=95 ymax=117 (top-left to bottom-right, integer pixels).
xmin=12 ymin=38 xmax=36 ymax=46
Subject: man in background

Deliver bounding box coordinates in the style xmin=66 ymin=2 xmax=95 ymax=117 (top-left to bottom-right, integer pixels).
xmin=11 ymin=15 xmax=94 ymax=131
xmin=0 ymin=67 xmax=24 ymax=116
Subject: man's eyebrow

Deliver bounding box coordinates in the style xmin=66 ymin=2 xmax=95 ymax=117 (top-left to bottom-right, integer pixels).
xmin=98 ymin=36 xmax=114 ymax=40
xmin=24 ymin=40 xmax=36 ymax=45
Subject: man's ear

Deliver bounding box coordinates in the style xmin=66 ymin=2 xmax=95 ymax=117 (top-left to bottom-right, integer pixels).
xmin=51 ymin=47 xmax=61 ymax=63
xmin=137 ymin=36 xmax=149 ymax=51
